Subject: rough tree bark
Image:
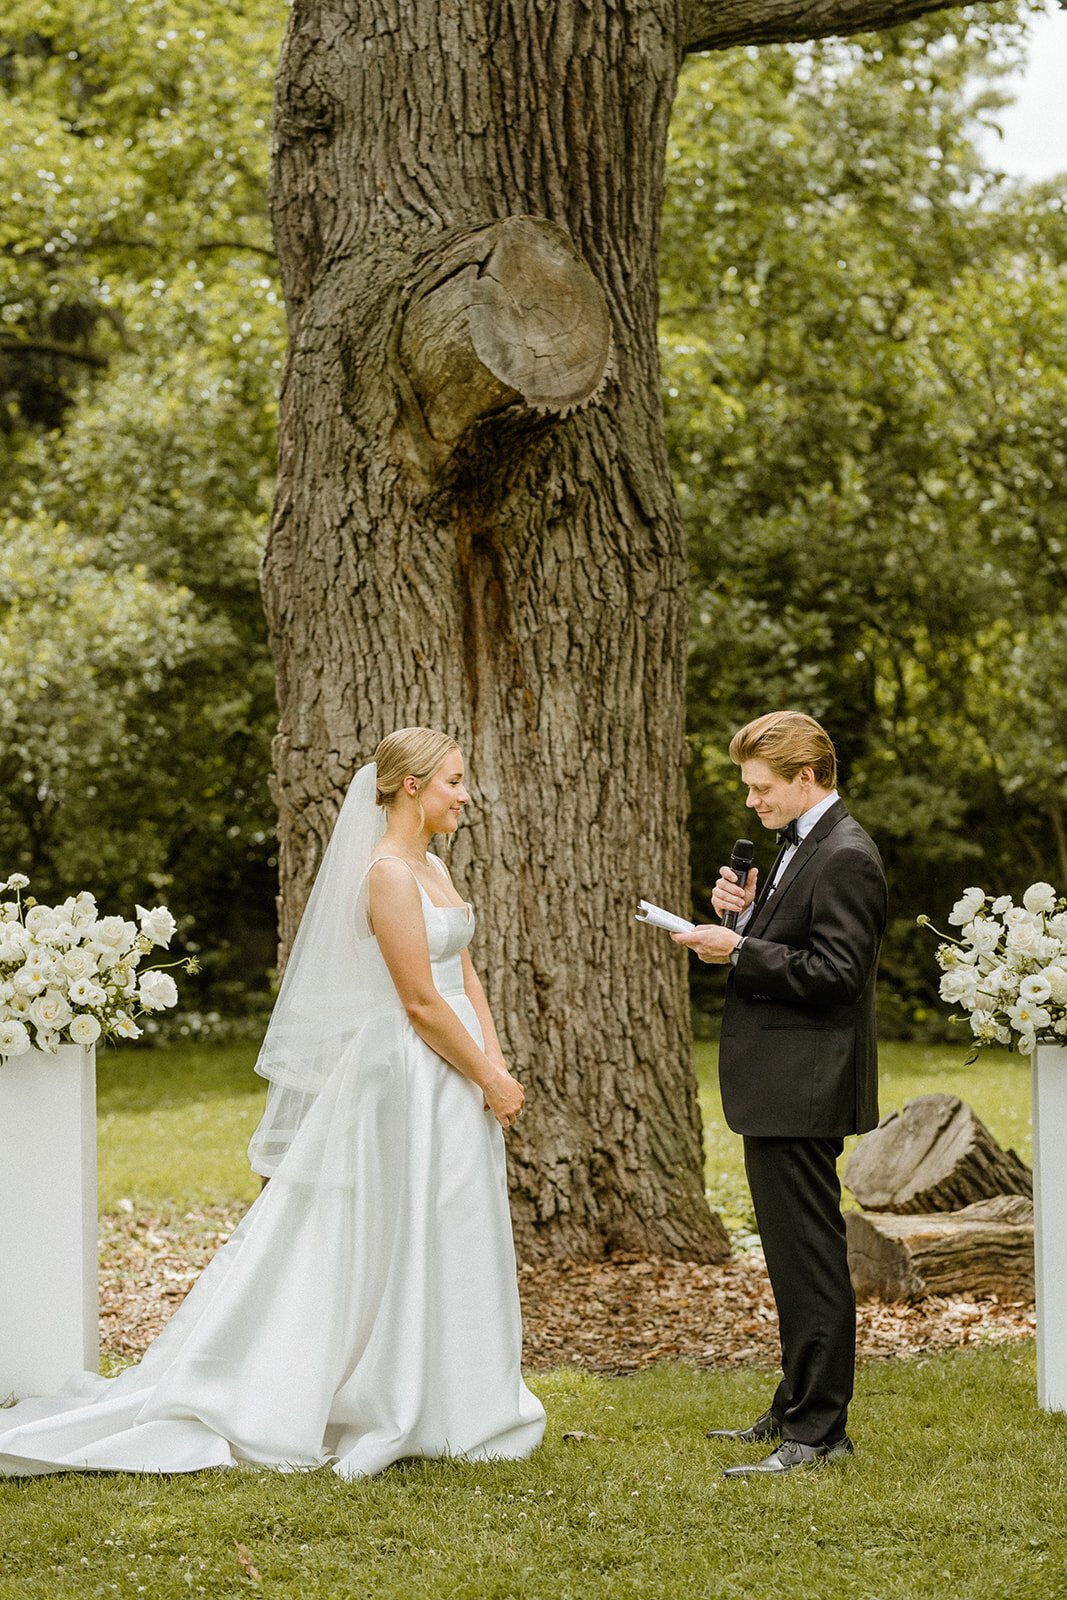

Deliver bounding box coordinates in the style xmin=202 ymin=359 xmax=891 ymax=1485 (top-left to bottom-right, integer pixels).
xmin=263 ymin=0 xmax=974 ymax=1263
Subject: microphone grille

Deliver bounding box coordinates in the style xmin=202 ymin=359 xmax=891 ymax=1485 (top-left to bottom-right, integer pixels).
xmin=732 ymin=838 xmax=755 ymax=864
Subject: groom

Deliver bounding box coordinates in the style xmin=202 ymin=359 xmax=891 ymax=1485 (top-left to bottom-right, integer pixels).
xmin=674 ymin=711 xmax=886 ymax=1476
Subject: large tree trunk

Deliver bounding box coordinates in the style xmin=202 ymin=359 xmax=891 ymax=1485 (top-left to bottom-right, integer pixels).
xmin=263 ymin=0 xmax=972 ymax=1262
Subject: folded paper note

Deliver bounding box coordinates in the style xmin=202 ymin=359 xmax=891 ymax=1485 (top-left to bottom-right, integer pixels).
xmin=635 ymin=900 xmax=695 ymax=934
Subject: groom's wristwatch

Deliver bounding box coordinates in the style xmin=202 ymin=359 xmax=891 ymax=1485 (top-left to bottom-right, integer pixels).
xmin=729 ymin=937 xmax=747 ymax=967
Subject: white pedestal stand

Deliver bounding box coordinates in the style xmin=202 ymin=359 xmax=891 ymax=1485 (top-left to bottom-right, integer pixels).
xmin=0 ymin=1044 xmax=98 ymax=1402
xmin=1032 ymin=1045 xmax=1067 ymax=1413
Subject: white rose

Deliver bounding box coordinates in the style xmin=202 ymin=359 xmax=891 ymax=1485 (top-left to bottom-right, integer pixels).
xmin=1023 ymin=882 xmax=1058 ymax=915
xmin=137 ymin=970 xmax=179 ymax=1011
xmin=963 ymin=919 xmax=1001 ymax=956
xmin=1004 ymin=905 xmax=1041 ymax=929
xmin=1006 ymin=921 xmax=1043 ymax=957
xmin=0 ymin=1019 xmax=32 ymax=1057
xmin=949 ymin=888 xmax=987 ymax=927
xmin=136 ymin=904 xmax=177 ymax=948
xmin=1045 ymin=912 xmax=1067 ymax=942
xmin=59 ymin=947 xmax=98 ymax=982
xmin=25 ymin=904 xmax=58 ymax=935
xmin=68 ymin=977 xmax=106 ymax=1007
xmin=69 ymin=1013 xmax=102 ymax=1047
xmin=1019 ymin=973 xmax=1052 ymax=1005
xmin=91 ymin=916 xmax=137 ymax=953
xmin=29 ymin=988 xmax=74 ymax=1031
xmin=991 ymin=895 xmax=1013 ymax=915
xmin=0 ymin=925 xmax=30 ymax=960
xmin=939 ymin=969 xmax=978 ymax=1008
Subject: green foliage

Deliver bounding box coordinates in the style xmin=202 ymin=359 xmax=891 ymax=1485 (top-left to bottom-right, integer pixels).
xmin=0 ymin=2 xmax=285 ymax=996
xmin=660 ymin=10 xmax=1067 ymax=1029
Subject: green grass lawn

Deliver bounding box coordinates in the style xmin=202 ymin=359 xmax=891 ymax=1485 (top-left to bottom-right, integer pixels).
xmin=3 ymin=1036 xmax=1052 ymax=1600
xmin=2 ymin=1351 xmax=1065 ymax=1599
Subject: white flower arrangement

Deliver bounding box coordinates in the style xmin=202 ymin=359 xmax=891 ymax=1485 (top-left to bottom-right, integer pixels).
xmin=0 ymin=875 xmax=196 ymax=1059
xmin=920 ymin=880 xmax=1067 ymax=1055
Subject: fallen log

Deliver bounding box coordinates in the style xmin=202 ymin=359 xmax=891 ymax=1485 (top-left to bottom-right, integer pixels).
xmin=846 ymin=1195 xmax=1034 ymax=1303
xmin=843 ymin=1093 xmax=1032 ymax=1214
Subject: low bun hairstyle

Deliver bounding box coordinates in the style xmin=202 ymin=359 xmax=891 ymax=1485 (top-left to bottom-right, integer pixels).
xmin=373 ymin=726 xmax=460 ymax=810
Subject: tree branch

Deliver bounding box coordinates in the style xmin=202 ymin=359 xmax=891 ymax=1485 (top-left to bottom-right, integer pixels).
xmin=0 ymin=332 xmax=109 ymax=368
xmin=684 ymin=0 xmax=970 ymax=53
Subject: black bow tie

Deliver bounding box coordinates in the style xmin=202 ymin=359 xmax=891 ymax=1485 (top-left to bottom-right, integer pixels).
xmin=776 ymin=820 xmax=799 ymax=848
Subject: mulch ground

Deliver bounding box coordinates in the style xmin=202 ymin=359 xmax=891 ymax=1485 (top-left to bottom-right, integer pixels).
xmin=99 ymin=1204 xmax=1036 ymax=1373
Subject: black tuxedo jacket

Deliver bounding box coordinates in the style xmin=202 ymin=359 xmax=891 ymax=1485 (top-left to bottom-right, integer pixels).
xmin=718 ymin=800 xmax=887 ymax=1139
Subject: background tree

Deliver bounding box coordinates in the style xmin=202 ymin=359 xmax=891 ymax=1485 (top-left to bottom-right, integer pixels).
xmin=659 ymin=11 xmax=1067 ymax=1033
xmin=262 ymin=0 xmax=1039 ymax=1261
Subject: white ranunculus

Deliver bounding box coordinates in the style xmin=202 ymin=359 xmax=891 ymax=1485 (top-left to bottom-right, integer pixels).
xmin=1019 ymin=973 xmax=1053 ymax=1005
xmin=59 ymin=947 xmax=98 ymax=982
xmin=91 ymin=916 xmax=137 ymax=952
xmin=991 ymin=895 xmax=1013 ymax=915
xmin=69 ymin=1013 xmax=102 ymax=1047
xmin=963 ymin=919 xmax=1001 ymax=956
xmin=29 ymin=988 xmax=74 ymax=1031
xmin=949 ymin=888 xmax=986 ymax=927
xmin=1023 ymin=881 xmax=1058 ymax=915
xmin=136 ymin=904 xmax=177 ymax=948
xmin=68 ymin=977 xmax=106 ymax=1007
xmin=1041 ymin=965 xmax=1067 ymax=1005
xmin=0 ymin=1019 xmax=32 ymax=1057
xmin=138 ymin=970 xmax=179 ymax=1011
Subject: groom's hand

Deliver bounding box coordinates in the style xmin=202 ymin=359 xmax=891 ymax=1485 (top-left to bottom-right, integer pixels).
xmin=670 ymin=924 xmax=742 ymax=964
xmin=711 ymin=864 xmax=757 ymax=921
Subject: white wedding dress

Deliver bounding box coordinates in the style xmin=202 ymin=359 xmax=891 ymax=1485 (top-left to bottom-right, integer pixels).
xmin=0 ymin=858 xmax=545 ymax=1479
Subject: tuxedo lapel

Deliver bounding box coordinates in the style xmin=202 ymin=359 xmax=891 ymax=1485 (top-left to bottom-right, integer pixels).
xmin=748 ymin=800 xmax=850 ymax=937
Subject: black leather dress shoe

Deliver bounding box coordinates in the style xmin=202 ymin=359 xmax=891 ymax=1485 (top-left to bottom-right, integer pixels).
xmin=705 ymin=1409 xmax=781 ymax=1444
xmin=722 ymin=1436 xmax=854 ymax=1477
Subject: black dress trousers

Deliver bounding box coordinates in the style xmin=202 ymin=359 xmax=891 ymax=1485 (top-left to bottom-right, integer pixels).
xmin=742 ymin=1133 xmax=854 ymax=1446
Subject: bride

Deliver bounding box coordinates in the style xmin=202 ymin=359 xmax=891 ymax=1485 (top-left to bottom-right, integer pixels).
xmin=0 ymin=727 xmax=546 ymax=1478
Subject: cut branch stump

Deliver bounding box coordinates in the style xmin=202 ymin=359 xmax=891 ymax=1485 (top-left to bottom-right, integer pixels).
xmin=846 ymin=1196 xmax=1035 ymax=1303
xmin=843 ymin=1092 xmax=1032 ymax=1215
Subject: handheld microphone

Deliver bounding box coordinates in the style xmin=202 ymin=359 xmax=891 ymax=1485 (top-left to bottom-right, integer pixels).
xmin=721 ymin=839 xmax=755 ymax=931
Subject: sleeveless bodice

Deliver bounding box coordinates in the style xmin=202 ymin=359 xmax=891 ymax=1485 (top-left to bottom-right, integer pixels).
xmin=417 ymin=884 xmax=474 ymax=998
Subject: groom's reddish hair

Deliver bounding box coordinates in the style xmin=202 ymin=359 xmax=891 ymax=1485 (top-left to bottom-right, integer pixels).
xmin=729 ymin=711 xmax=837 ymax=790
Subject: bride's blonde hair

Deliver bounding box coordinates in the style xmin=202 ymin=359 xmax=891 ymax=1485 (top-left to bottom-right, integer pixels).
xmin=374 ymin=727 xmax=459 ymax=812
